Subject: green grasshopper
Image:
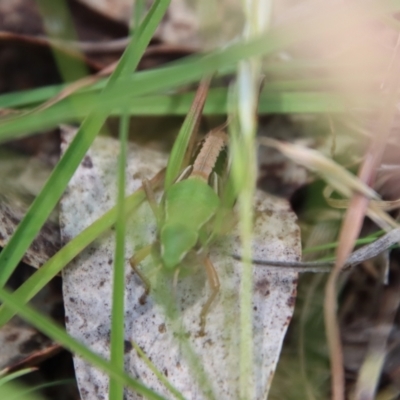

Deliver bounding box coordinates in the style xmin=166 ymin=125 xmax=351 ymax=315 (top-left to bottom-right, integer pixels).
xmin=129 ymin=79 xmax=230 ymax=334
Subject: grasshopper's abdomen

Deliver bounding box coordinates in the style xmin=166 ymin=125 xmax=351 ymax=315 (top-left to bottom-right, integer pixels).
xmin=161 ymin=178 xmax=220 ymax=269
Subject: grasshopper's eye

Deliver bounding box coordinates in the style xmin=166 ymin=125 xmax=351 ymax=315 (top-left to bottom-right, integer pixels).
xmin=160 ymin=224 xmax=197 ymax=270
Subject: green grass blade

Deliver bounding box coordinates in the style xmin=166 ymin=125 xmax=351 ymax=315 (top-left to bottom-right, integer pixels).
xmin=132 ymin=341 xmax=186 ymax=400
xmin=0 ymin=0 xmax=170 ymax=287
xmin=109 ymin=113 xmax=129 ymax=400
xmin=36 ymin=0 xmax=89 ymax=82
xmin=235 ymin=1 xmax=272 ymax=396
xmin=9 ymin=379 xmax=73 ymax=399
xmin=0 ymin=382 xmax=42 ymax=400
xmin=0 ymin=83 xmax=70 ymax=108
xmin=75 ymin=88 xmax=358 ymax=115
xmin=0 ymin=285 xmax=167 ymax=400
xmin=0 ymin=89 xmax=360 ymax=139
xmin=108 ymin=0 xmax=170 ymax=84
xmin=303 ymin=231 xmax=384 ymax=254
xmin=0 ymin=368 xmax=37 ymax=384
xmin=134 ymin=0 xmax=147 ymax=29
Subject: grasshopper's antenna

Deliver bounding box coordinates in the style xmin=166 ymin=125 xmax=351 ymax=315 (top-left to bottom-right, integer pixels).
xmin=184 ymin=76 xmax=213 ymax=167
xmin=165 ymin=76 xmax=212 ymax=190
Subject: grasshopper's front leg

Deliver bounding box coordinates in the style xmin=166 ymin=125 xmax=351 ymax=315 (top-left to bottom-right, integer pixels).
xmin=129 ymin=245 xmax=153 ymax=304
xmin=199 ymin=255 xmax=220 ymax=336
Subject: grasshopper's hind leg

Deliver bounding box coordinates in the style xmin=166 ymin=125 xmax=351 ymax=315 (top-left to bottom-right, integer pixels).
xmin=199 ymin=256 xmax=220 ymax=336
xmin=129 ymin=245 xmax=152 ymax=304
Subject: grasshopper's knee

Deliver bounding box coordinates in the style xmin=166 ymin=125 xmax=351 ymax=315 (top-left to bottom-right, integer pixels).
xmin=129 ymin=246 xmax=152 ymax=305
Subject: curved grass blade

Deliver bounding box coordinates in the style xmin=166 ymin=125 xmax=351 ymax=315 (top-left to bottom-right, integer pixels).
xmin=0 ymin=368 xmax=37 ymax=384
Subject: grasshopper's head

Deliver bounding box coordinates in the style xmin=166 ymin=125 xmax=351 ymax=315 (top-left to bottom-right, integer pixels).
xmin=160 ymin=224 xmax=197 ymax=270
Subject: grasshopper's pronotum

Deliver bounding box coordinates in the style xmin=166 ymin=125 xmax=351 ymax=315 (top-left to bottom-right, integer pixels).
xmin=130 ymin=79 xmax=230 ymax=335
